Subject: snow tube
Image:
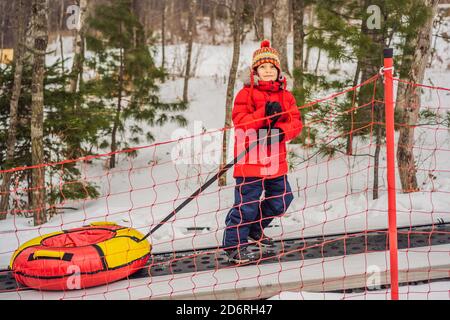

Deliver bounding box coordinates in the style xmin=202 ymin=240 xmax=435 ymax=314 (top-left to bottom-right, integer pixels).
xmin=9 ymin=222 xmax=151 ymax=291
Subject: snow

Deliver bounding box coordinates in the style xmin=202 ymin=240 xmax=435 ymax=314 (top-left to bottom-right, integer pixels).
xmin=269 ymin=281 xmax=450 ymax=300
xmin=0 ymin=244 xmax=448 ymax=300
xmin=1 ymin=11 xmax=449 ymax=299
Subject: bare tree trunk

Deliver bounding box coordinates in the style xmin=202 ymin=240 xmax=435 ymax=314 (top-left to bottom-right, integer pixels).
xmin=314 ymin=47 xmax=321 ymax=75
xmin=373 ymin=102 xmax=383 ymax=200
xmin=169 ymin=0 xmax=183 ymax=43
xmin=58 ymin=0 xmax=65 ymax=74
xmin=161 ymin=0 xmax=166 ymax=69
xmin=183 ymin=0 xmax=196 ymax=103
xmin=0 ymin=0 xmax=27 ymax=220
xmin=219 ymin=0 xmax=243 ymax=187
xmin=199 ymin=0 xmax=204 ymax=18
xmin=357 ymin=0 xmax=385 ymax=200
xmin=69 ymin=0 xmax=87 ymax=94
xmin=25 ymin=1 xmax=36 ymax=65
xmin=210 ymin=1 xmax=217 ymax=44
xmin=289 ymin=0 xmax=294 ymax=33
xmin=110 ymin=45 xmax=125 ymax=169
xmin=346 ymin=61 xmax=361 ymax=156
xmin=131 ymin=0 xmax=139 ymax=18
xmin=304 ymin=5 xmax=314 ymax=71
xmin=272 ymin=0 xmax=290 ymax=76
xmin=31 ymin=0 xmax=49 ymax=226
xmin=130 ymin=1 xmax=139 ymax=49
xmin=395 ymin=33 xmax=414 ymax=121
xmin=397 ymin=0 xmax=438 ymax=193
xmin=253 ymin=0 xmax=265 ymax=41
xmin=292 ymin=0 xmax=305 ymax=91
xmin=66 ymin=0 xmax=88 ymax=159
xmin=0 ymin=0 xmax=6 ymax=60
xmin=395 ymin=79 xmax=407 ymax=123
xmin=191 ymin=0 xmax=198 ymax=38
xmin=346 ymin=0 xmax=373 ymax=156
xmin=143 ymin=0 xmax=148 ymax=42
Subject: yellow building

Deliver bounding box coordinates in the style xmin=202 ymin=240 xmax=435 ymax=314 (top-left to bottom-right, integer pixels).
xmin=0 ymin=49 xmax=14 ymax=64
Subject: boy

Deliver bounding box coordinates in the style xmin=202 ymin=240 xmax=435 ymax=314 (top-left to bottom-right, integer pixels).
xmin=223 ymin=40 xmax=303 ymax=264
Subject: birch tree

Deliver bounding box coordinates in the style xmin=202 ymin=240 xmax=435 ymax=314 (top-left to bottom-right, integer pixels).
xmin=219 ymin=0 xmax=243 ymax=187
xmin=161 ymin=0 xmax=166 ymax=69
xmin=69 ymin=0 xmax=88 ymax=94
xmin=272 ymin=0 xmax=290 ymax=75
xmin=210 ymin=0 xmax=217 ymax=44
xmin=0 ymin=0 xmax=27 ymax=220
xmin=183 ymin=0 xmax=196 ymax=103
xmin=31 ymin=0 xmax=49 ymax=226
xmin=253 ymin=0 xmax=265 ymax=41
xmin=396 ymin=0 xmax=439 ymax=193
xmin=292 ymin=0 xmax=306 ymax=98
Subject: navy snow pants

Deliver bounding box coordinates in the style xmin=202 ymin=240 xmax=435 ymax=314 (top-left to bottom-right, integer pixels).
xmin=222 ymin=175 xmax=294 ymax=250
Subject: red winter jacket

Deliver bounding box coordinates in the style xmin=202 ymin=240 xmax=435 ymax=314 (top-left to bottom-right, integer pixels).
xmin=232 ymin=77 xmax=303 ymax=178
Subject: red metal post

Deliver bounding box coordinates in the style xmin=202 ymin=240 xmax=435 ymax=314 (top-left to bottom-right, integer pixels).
xmin=383 ymin=48 xmax=399 ymax=300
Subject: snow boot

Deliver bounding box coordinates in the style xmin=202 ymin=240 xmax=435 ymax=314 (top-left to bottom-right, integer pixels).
xmin=225 ymin=246 xmax=262 ymax=265
xmin=248 ymin=232 xmax=276 ymax=248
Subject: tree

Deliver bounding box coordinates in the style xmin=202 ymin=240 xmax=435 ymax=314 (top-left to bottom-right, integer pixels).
xmin=219 ymin=0 xmax=243 ymax=187
xmin=253 ymin=0 xmax=265 ymax=41
xmin=209 ymin=0 xmax=218 ymax=44
xmin=69 ymin=0 xmax=88 ymax=95
xmin=292 ymin=0 xmax=316 ymax=106
xmin=183 ymin=0 xmax=196 ymax=103
xmin=65 ymin=0 xmax=89 ymax=159
xmin=0 ymin=0 xmax=28 ymax=220
xmin=57 ymin=0 xmax=66 ymax=75
xmin=292 ymin=0 xmax=305 ymax=90
xmin=396 ymin=0 xmax=439 ymax=193
xmin=168 ymin=0 xmax=184 ymax=43
xmin=30 ymin=0 xmax=49 ymax=226
xmin=272 ymin=0 xmax=290 ymax=76
xmin=0 ymin=58 xmax=102 ymax=220
xmin=0 ymin=0 xmax=6 ymax=60
xmin=356 ymin=0 xmax=385 ymax=199
xmin=299 ymin=0 xmax=434 ymax=198
xmin=161 ymin=0 xmax=166 ymax=69
xmin=86 ymin=0 xmax=187 ymax=169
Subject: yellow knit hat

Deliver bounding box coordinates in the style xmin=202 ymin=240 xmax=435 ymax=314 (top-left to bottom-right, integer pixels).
xmin=252 ymin=40 xmax=281 ymax=72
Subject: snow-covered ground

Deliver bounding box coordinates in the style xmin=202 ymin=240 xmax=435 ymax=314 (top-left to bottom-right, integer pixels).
xmin=1 ymin=13 xmax=449 ymax=299
xmin=269 ymin=281 xmax=450 ymax=300
xmin=0 ymin=244 xmax=448 ymax=300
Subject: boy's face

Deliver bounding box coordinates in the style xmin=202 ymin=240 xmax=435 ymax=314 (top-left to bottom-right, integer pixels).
xmin=256 ymin=63 xmax=278 ymax=82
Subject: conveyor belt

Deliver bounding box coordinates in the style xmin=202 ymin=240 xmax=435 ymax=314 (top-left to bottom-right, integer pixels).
xmin=1 ymin=223 xmax=449 ymax=293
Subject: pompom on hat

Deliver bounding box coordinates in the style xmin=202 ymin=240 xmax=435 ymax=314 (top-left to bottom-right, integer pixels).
xmin=252 ymin=39 xmax=281 ymax=73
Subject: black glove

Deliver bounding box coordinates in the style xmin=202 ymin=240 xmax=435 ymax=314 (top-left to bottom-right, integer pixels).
xmin=265 ymin=101 xmax=282 ymax=123
xmin=257 ymin=127 xmax=285 ymax=145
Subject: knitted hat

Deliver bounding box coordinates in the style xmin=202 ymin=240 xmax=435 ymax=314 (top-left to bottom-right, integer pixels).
xmin=252 ymin=40 xmax=281 ymax=73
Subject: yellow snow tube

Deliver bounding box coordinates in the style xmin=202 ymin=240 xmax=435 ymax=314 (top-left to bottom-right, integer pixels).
xmin=10 ymin=222 xmax=151 ymax=291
